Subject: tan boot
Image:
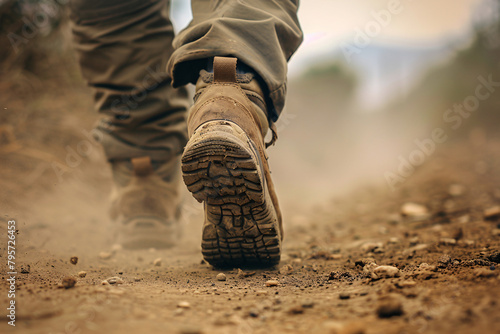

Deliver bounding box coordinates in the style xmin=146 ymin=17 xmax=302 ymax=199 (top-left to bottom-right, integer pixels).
xmin=181 ymin=57 xmax=283 ymax=267
xmin=110 ymin=156 xmax=183 ymax=249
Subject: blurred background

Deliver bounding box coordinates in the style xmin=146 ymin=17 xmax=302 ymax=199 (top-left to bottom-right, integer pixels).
xmin=1 ymin=0 xmax=499 ymax=218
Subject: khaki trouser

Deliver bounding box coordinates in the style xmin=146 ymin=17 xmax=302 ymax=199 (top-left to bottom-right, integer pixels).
xmin=69 ymin=0 xmax=302 ymax=162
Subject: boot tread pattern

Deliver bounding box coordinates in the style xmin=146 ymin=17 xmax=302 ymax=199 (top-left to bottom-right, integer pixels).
xmin=182 ymin=133 xmax=280 ymax=268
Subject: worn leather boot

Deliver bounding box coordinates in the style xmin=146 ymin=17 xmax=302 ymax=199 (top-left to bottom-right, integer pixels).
xmin=181 ymin=57 xmax=283 ymax=267
xmin=110 ymin=156 xmax=183 ymax=249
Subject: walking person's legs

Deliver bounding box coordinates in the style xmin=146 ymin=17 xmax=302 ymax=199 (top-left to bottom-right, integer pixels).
xmin=69 ymin=0 xmax=189 ymax=248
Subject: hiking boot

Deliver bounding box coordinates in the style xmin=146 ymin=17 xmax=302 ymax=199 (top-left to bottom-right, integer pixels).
xmin=181 ymin=57 xmax=283 ymax=267
xmin=110 ymin=156 xmax=183 ymax=249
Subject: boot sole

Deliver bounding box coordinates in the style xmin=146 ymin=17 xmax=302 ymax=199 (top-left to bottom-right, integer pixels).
xmin=181 ymin=121 xmax=281 ymax=268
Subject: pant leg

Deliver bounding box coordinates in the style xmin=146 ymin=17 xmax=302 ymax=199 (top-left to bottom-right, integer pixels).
xmin=70 ymin=0 xmax=189 ymax=162
xmin=166 ymin=0 xmax=303 ymax=122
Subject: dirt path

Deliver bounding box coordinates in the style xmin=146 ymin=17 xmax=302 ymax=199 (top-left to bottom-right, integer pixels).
xmin=1 ymin=74 xmax=500 ymax=334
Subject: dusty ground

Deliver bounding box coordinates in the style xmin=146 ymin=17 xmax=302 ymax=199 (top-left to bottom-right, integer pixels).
xmin=1 ymin=67 xmax=500 ymax=334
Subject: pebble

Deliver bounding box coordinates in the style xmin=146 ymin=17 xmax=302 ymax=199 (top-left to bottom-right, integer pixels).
xmin=103 ymin=277 xmax=124 ymax=285
xmin=279 ymin=264 xmax=294 ymax=275
xmin=265 ymin=279 xmax=279 ymax=287
xmin=249 ymin=309 xmax=259 ymax=317
xmin=457 ymin=215 xmax=470 ymax=224
xmin=78 ymin=271 xmax=87 ymax=278
xmin=360 ymin=242 xmax=384 ymax=253
xmin=99 ymin=252 xmax=112 ymax=260
xmin=372 ymin=265 xmax=400 ymax=279
xmin=177 ymin=301 xmax=191 ymax=309
xmin=256 ymin=290 xmax=268 ymax=296
xmin=484 ymin=206 xmax=500 ymax=220
xmin=70 ymin=256 xmax=78 ymax=265
xmin=288 ymin=305 xmax=304 ymax=314
xmin=339 ymin=292 xmax=351 ymax=300
xmin=395 ymin=280 xmax=417 ymax=288
xmin=216 ymin=273 xmax=227 ymax=281
xmin=153 ymin=258 xmax=162 ymax=266
xmin=302 ymin=300 xmax=315 ymax=308
xmin=377 ymin=297 xmax=403 ymax=318
xmin=439 ymin=238 xmax=457 ymax=246
xmin=401 ymin=203 xmax=429 ymax=218
xmin=388 ymin=237 xmax=400 ymax=244
xmin=419 ymin=263 xmax=437 ymax=271
xmin=61 ymin=276 xmax=76 ymax=289
xmin=237 ymin=269 xmax=256 ymax=278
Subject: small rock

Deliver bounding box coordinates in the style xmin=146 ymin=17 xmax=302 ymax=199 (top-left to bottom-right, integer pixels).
xmin=265 ymin=279 xmax=279 ymax=287
xmin=279 ymin=264 xmax=294 ymax=275
xmin=377 ymin=296 xmax=403 ymax=318
xmin=339 ymin=292 xmax=351 ymax=300
xmin=361 ymin=242 xmax=384 ymax=253
xmin=20 ymin=265 xmax=30 ymax=274
xmin=492 ymin=229 xmax=500 ymax=237
xmin=153 ymin=258 xmax=162 ymax=266
xmin=99 ymin=252 xmax=112 ymax=260
xmin=256 ymin=290 xmax=268 ymax=296
xmin=62 ymin=276 xmax=76 ymax=289
xmin=372 ymin=265 xmax=400 ymax=279
xmin=70 ymin=256 xmax=78 ymax=265
xmin=395 ymin=280 xmax=416 ymax=288
xmin=288 ymin=305 xmax=304 ymax=314
xmin=388 ymin=237 xmax=400 ymax=244
xmin=440 ymin=238 xmax=457 ymax=246
xmin=449 ymin=184 xmax=466 ymax=197
xmin=216 ymin=273 xmax=226 ymax=281
xmin=458 ymin=239 xmax=475 ymax=247
xmin=457 ymin=215 xmax=470 ymax=224
xmin=237 ymin=269 xmax=256 ymax=278
xmin=177 ymin=301 xmax=191 ymax=309
xmin=419 ymin=263 xmax=437 ymax=271
xmin=401 ymin=203 xmax=429 ymax=218
xmin=302 ymin=300 xmax=315 ymax=308
xmin=103 ymin=276 xmax=124 ymax=285
xmin=78 ymin=271 xmax=87 ymax=278
xmin=484 ymin=206 xmax=500 ymax=220
xmin=248 ymin=309 xmax=259 ymax=317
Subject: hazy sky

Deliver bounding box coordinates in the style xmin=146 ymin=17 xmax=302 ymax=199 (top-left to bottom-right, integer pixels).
xmin=299 ymin=0 xmax=484 ymax=43
xmin=294 ymin=0 xmax=488 ymax=67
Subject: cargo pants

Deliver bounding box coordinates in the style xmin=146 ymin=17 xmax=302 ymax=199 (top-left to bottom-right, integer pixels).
xmin=69 ymin=0 xmax=303 ymax=163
